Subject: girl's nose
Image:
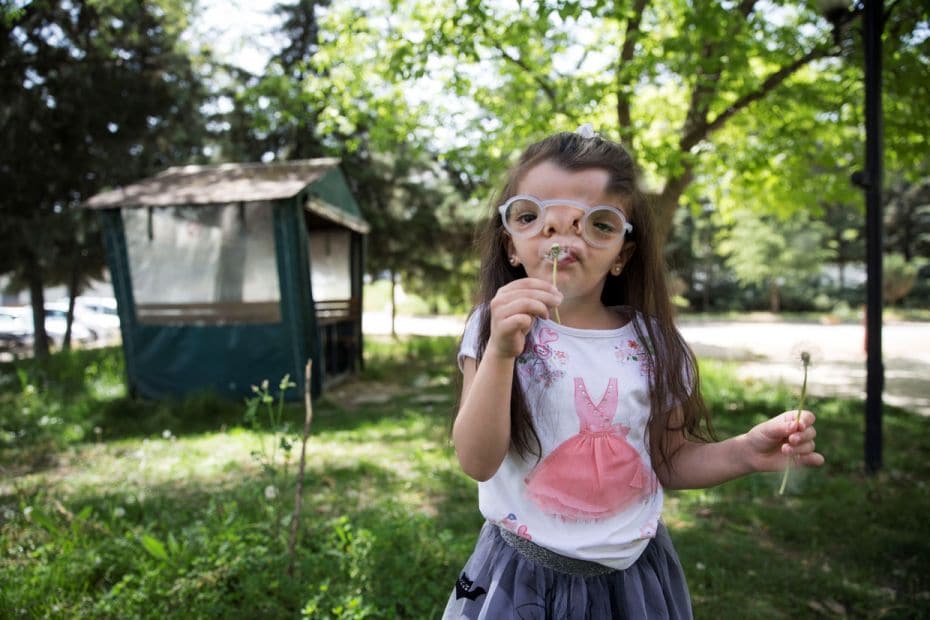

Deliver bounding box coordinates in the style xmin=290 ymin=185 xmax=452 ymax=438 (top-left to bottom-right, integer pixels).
xmin=542 ymin=205 xmax=583 ymax=237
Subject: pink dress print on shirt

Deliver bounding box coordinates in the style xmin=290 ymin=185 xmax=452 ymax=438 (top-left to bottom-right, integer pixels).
xmin=524 ymin=377 xmax=654 ymax=521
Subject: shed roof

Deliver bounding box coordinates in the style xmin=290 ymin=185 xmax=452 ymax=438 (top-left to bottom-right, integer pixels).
xmin=83 ymin=158 xmax=347 ymax=208
xmin=82 ymin=157 xmax=369 ymax=233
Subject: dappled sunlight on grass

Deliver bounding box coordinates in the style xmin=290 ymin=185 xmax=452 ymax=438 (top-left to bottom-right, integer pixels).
xmin=2 ymin=338 xmax=929 ymax=617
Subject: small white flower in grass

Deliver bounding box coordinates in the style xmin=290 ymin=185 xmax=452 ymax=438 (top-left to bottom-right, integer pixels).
xmin=696 ymin=562 xmax=706 ymax=571
xmin=162 ymin=429 xmax=172 ymax=440
xmin=264 ymin=485 xmax=278 ymax=501
xmin=23 ymin=506 xmax=33 ymax=520
xmin=113 ymin=506 xmax=126 ymax=518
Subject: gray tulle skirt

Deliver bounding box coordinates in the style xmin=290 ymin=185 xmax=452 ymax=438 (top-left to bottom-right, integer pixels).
xmin=442 ymin=522 xmax=692 ymax=619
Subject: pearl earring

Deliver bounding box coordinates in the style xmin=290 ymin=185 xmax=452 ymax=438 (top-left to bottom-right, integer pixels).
xmin=509 ymin=255 xmax=518 ymax=266
xmin=612 ymin=263 xmax=623 ymax=275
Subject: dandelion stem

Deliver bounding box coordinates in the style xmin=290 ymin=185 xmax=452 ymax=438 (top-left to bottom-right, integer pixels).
xmin=778 ymin=354 xmax=810 ymax=495
xmin=550 ymin=244 xmax=561 ymax=324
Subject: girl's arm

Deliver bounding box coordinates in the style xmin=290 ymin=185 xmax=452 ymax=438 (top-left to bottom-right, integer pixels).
xmin=452 ymin=355 xmax=515 ymax=481
xmin=452 ymin=278 xmax=562 ymax=482
xmin=654 ymin=408 xmax=824 ymax=490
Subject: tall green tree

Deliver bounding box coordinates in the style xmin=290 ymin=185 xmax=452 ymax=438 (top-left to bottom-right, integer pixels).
xmin=718 ymin=209 xmax=835 ymax=312
xmin=1 ymin=0 xmax=207 ymax=357
xmin=207 ymin=0 xmax=330 ymax=162
xmin=666 ymin=199 xmax=731 ymax=312
xmin=375 ymin=0 xmax=930 ymax=243
xmin=216 ymin=1 xmax=478 ymax=323
xmin=884 ymin=175 xmax=930 ymax=263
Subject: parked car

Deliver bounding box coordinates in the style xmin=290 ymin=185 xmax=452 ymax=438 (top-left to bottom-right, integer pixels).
xmin=46 ymin=298 xmax=120 ymax=343
xmin=0 ymin=305 xmax=96 ymax=349
xmin=42 ymin=303 xmax=100 ymax=345
xmin=0 ymin=307 xmax=33 ymax=356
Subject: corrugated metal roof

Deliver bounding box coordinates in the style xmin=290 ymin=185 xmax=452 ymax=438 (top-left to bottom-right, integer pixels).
xmin=83 ymin=158 xmax=342 ymax=209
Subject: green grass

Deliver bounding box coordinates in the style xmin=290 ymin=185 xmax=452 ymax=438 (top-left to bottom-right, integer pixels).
xmin=2 ymin=341 xmax=929 ymax=618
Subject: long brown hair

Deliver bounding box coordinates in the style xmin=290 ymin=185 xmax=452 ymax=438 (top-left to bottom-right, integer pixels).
xmin=462 ymin=131 xmax=714 ymax=471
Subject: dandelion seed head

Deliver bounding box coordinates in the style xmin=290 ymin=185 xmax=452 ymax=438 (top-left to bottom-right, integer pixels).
xmin=113 ymin=506 xmax=126 ymax=518
xmin=790 ymin=342 xmax=822 ymax=368
xmin=264 ymin=485 xmax=278 ymax=500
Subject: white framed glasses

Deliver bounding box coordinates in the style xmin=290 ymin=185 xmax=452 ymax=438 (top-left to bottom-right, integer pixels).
xmin=498 ymin=195 xmax=633 ymax=248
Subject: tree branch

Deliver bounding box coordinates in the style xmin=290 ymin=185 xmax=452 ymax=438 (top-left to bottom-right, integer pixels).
xmin=495 ymin=43 xmax=560 ymax=104
xmin=679 ymin=1 xmax=759 ymax=150
xmin=681 ymin=46 xmax=837 ymax=151
xmin=472 ymin=18 xmax=563 ymax=108
xmin=615 ymin=0 xmax=649 ymax=133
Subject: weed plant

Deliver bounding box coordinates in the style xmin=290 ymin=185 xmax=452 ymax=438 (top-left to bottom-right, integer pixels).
xmin=1 ymin=339 xmax=928 ymax=618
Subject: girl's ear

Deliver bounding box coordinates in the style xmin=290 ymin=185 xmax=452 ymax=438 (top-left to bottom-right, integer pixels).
xmin=506 ymin=237 xmax=520 ymax=266
xmin=612 ymin=242 xmax=637 ymax=275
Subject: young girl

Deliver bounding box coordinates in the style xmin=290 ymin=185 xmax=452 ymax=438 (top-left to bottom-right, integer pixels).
xmin=443 ymin=128 xmax=824 ymax=619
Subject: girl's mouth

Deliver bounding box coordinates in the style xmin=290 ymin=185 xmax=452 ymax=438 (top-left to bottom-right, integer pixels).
xmin=556 ymin=254 xmax=577 ymax=267
xmin=543 ymin=244 xmax=579 ymax=266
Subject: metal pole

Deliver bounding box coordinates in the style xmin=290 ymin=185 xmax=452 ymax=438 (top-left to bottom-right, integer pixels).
xmin=863 ymin=0 xmax=884 ymax=474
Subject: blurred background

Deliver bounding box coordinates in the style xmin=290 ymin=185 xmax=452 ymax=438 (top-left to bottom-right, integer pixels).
xmin=2 ymin=0 xmax=928 ymax=356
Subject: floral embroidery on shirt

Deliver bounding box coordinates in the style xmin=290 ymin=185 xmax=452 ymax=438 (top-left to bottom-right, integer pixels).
xmin=517 ymin=327 xmax=567 ymax=387
xmin=614 ymin=338 xmax=654 ymax=378
xmin=497 ymin=513 xmax=533 ymax=540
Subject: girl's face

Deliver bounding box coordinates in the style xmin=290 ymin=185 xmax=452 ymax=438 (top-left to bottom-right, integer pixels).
xmin=505 ymin=161 xmax=636 ymax=304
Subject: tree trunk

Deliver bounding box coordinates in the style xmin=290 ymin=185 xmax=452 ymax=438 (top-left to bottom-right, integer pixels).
xmin=27 ymin=256 xmax=50 ymax=360
xmin=63 ymin=243 xmax=82 ymax=351
xmin=702 ymin=265 xmax=711 ymax=312
xmin=649 ymin=165 xmax=694 ymax=245
xmin=769 ymin=281 xmax=781 ymax=313
xmin=389 ymin=269 xmax=397 ymax=339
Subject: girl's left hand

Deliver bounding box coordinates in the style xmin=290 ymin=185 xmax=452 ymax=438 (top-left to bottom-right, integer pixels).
xmin=745 ymin=411 xmax=825 ymax=473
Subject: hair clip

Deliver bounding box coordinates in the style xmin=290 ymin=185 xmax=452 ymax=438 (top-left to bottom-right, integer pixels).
xmin=575 ymin=123 xmax=598 ymax=139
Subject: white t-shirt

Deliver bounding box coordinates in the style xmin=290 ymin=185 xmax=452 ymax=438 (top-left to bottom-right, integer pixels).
xmin=458 ymin=307 xmax=664 ymax=570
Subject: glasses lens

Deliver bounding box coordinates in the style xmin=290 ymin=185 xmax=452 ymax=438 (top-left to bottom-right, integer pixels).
xmin=583 ymin=208 xmax=625 ymax=246
xmin=503 ymin=198 xmax=543 ymax=236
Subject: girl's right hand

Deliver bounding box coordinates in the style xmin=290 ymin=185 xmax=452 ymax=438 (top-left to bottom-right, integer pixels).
xmin=487 ymin=278 xmax=562 ymax=359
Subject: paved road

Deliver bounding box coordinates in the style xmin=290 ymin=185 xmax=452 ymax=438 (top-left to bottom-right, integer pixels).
xmin=363 ymin=312 xmax=930 ymax=416
xmin=677 ymin=319 xmax=930 ymax=416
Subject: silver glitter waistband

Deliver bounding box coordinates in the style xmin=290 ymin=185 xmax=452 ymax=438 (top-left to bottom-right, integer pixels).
xmin=497 ymin=526 xmax=616 ymax=577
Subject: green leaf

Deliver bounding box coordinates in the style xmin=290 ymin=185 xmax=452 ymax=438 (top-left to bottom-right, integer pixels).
xmin=29 ymin=509 xmax=62 ymax=537
xmin=140 ymin=534 xmax=170 ymax=562
xmin=167 ymin=532 xmax=181 ymax=557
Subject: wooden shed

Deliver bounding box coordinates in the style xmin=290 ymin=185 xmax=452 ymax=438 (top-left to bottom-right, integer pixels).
xmin=82 ymin=158 xmax=369 ymax=400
